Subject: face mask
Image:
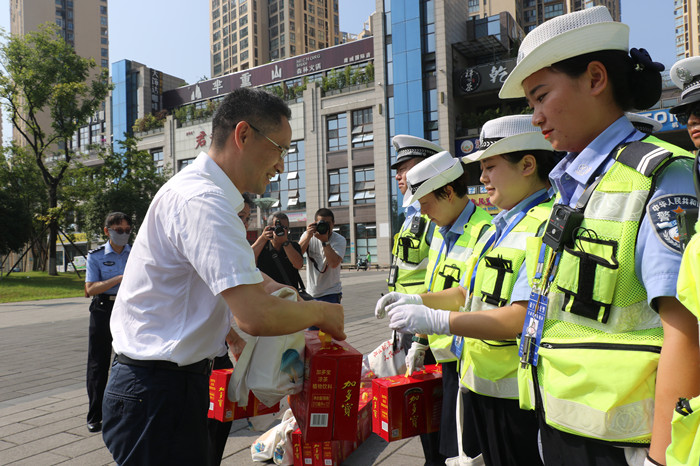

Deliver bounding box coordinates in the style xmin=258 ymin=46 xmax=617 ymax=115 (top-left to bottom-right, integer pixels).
xmin=109 ymin=229 xmax=130 ymax=247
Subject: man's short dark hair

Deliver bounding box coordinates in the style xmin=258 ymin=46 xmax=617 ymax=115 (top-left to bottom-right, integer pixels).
xmin=433 ymin=165 xmax=470 ymax=200
xmin=104 ymin=212 xmax=132 ymax=229
xmin=242 ymin=192 xmax=255 ymax=210
xmin=315 ymin=208 xmax=334 ymax=222
xmin=269 ymin=212 xmax=290 ymax=225
xmin=211 ymin=88 xmax=292 ymax=150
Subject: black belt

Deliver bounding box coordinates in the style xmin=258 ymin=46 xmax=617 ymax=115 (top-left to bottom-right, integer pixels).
xmin=116 ymin=354 xmax=213 ymax=376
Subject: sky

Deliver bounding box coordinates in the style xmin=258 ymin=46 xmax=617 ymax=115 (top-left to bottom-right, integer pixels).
xmin=0 ymin=0 xmax=676 ymax=140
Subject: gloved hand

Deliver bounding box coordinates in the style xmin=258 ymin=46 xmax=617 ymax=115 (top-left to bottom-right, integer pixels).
xmin=387 ymin=304 xmax=451 ymax=336
xmin=374 ymin=292 xmax=422 ymax=319
xmin=406 ymin=341 xmax=428 ymax=375
xmin=644 ymin=455 xmax=663 ymax=466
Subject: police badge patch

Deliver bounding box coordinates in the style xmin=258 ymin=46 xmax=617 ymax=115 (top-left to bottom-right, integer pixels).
xmin=646 ymin=194 xmax=699 ymax=253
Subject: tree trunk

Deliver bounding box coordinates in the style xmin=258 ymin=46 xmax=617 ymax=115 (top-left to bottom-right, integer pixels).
xmin=47 ymin=186 xmax=58 ymax=276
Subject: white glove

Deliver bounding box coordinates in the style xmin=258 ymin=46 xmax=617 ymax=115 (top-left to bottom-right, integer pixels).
xmin=375 ymin=292 xmax=422 ymax=319
xmin=406 ymin=341 xmax=428 ymax=375
xmin=387 ymin=304 xmax=451 ymax=336
xmin=643 ymin=455 xmax=662 ymax=466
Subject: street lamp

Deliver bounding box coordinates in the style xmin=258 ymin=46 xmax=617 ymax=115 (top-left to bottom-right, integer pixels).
xmin=252 ymin=197 xmax=279 ymax=230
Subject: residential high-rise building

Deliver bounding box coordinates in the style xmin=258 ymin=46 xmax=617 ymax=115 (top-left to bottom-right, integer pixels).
xmin=9 ymin=0 xmax=110 ymax=146
xmin=210 ymin=0 xmax=342 ymax=77
xmin=674 ymin=0 xmax=700 ymax=60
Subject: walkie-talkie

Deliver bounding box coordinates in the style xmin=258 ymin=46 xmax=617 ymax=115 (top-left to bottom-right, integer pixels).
xmin=542 ymin=204 xmax=583 ymax=251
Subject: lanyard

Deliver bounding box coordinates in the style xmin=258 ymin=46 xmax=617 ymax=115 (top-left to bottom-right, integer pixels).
xmin=467 ymin=191 xmax=551 ymax=292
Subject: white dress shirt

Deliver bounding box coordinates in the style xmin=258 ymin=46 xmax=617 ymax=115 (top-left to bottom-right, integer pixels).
xmin=110 ymin=152 xmax=263 ymax=365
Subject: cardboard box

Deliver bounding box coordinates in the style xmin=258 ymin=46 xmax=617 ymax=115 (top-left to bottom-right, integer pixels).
xmin=371 ymin=365 xmax=443 ymax=442
xmin=208 ymin=368 xmax=279 ymax=422
xmin=290 ymin=331 xmax=363 ymax=442
xmin=292 ymin=387 xmax=373 ymax=466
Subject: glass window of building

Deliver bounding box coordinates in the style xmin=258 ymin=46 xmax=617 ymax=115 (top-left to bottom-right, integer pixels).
xmin=152 ymin=149 xmax=164 ymax=174
xmin=351 ymin=108 xmax=373 ymax=148
xmin=355 ymin=222 xmax=377 ymax=263
xmin=328 ymin=168 xmax=349 ymax=206
xmin=90 ymin=123 xmax=101 ymax=145
xmin=179 ymin=158 xmax=195 ymax=171
xmin=326 ymin=112 xmax=347 ymax=152
xmin=353 ymin=166 xmax=375 ymax=204
xmin=79 ymin=125 xmax=89 ymax=149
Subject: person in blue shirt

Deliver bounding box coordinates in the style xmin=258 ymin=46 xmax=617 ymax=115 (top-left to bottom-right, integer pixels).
xmin=383 ymin=115 xmax=558 ymax=466
xmin=84 ymin=212 xmax=132 ymax=434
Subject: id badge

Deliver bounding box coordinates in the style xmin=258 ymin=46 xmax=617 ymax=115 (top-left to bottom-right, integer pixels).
xmin=450 ymin=335 xmax=464 ymax=360
xmin=388 ymin=265 xmax=399 ymax=286
xmin=518 ymin=291 xmax=548 ymax=367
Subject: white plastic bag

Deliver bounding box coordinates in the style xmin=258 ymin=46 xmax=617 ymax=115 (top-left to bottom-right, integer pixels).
xmin=229 ymin=287 xmax=305 ymax=407
xmin=365 ymin=332 xmax=407 ymax=378
xmin=250 ymin=409 xmax=297 ymax=465
xmin=445 ymin=390 xmax=485 ymax=466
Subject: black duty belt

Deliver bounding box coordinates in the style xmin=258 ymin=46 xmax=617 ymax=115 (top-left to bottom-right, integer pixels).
xmin=116 ymin=354 xmax=213 ymax=376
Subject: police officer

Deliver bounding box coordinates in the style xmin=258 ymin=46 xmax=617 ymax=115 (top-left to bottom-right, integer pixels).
xmin=388 ymin=134 xmax=444 ymax=465
xmin=377 ymin=151 xmax=492 ymax=463
xmin=84 ymin=212 xmax=132 ymax=433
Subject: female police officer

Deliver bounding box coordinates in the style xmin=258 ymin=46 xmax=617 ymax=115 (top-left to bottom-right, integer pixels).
xmin=384 ymin=115 xmax=558 ymax=465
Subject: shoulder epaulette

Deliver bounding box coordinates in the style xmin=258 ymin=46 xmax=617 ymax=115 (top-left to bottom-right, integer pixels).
xmin=616 ymin=140 xmax=675 ymax=177
xmin=88 ymin=245 xmax=105 ymax=255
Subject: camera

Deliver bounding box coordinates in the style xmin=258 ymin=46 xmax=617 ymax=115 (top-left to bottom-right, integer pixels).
xmin=316 ymin=220 xmax=330 ymax=235
xmin=273 ymin=220 xmax=286 ymax=237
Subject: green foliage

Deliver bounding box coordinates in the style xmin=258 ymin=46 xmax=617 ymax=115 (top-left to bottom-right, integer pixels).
xmin=172 ymin=100 xmax=221 ymax=124
xmin=133 ymin=109 xmax=168 ymax=133
xmin=74 ymin=136 xmax=169 ymax=237
xmin=0 ymin=23 xmax=112 ymax=274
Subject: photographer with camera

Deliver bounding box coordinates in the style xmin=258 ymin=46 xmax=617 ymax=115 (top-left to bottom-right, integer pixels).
xmin=252 ymin=212 xmax=305 ymax=291
xmin=299 ymin=208 xmax=346 ymax=304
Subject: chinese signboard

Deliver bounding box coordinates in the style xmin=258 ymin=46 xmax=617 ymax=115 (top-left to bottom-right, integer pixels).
xmin=164 ymin=37 xmax=374 ymax=109
xmin=455 ymin=58 xmax=516 ymax=95
xmin=150 ymin=69 xmax=163 ymax=113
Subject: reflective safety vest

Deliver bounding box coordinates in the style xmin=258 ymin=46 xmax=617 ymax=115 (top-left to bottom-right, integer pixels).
xmin=459 ymin=198 xmax=554 ymax=399
xmin=388 ymin=214 xmax=435 ymax=294
xmin=519 ymin=137 xmax=693 ymax=445
xmin=426 ymin=205 xmax=492 ymax=363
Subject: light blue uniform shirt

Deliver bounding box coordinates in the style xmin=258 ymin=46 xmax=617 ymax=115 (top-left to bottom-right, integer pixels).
xmin=86 ymin=241 xmax=131 ymax=295
xmin=488 ymin=188 xmax=551 ymax=304
xmin=438 ymin=200 xmax=477 ymax=254
xmin=549 ymin=116 xmax=695 ymax=306
xmin=402 ymin=201 xmax=422 ymax=230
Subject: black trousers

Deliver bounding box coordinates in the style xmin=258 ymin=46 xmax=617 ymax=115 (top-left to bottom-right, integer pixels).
xmin=439 ymin=361 xmax=481 ymax=459
xmin=470 ymin=392 xmax=543 ymax=466
xmin=207 ymin=354 xmax=234 ymax=466
xmin=538 ymin=415 xmax=628 ymax=466
xmin=400 ymin=333 xmax=446 ymax=466
xmin=86 ymin=298 xmax=113 ymax=424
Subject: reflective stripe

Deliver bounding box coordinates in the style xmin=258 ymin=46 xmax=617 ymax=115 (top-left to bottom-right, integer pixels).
xmin=546 ymin=290 xmax=661 ymax=333
xmin=395 ymin=257 xmax=430 ymax=271
xmin=461 ymin=362 xmax=518 ymax=399
xmin=543 ymin=389 xmax=654 ymax=441
xmin=446 ymin=243 xmax=472 ymax=261
xmin=494 ymin=230 xmax=536 ymax=250
xmin=585 ymin=190 xmax=648 ymax=223
xmin=428 ymin=337 xmax=458 ymax=362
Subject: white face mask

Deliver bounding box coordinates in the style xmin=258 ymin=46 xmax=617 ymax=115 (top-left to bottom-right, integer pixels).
xmin=108 ymin=229 xmax=131 ymax=247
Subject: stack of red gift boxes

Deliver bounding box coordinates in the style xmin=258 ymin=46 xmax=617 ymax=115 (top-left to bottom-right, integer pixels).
xmin=371 ymin=364 xmax=443 ymax=442
xmin=208 ymin=368 xmax=279 ymax=422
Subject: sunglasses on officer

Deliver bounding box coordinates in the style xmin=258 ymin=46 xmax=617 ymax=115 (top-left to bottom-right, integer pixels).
xmin=676 ymin=102 xmax=700 ymax=126
xmin=109 ymin=227 xmax=132 ymax=235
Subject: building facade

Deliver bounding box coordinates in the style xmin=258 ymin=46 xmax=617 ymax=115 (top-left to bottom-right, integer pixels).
xmin=210 ymin=0 xmax=342 ymax=77
xmin=674 ymin=0 xmax=700 ymax=60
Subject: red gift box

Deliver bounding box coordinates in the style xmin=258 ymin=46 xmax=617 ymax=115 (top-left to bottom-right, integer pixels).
xmin=292 ymin=387 xmax=373 ymax=466
xmin=290 ymin=331 xmax=363 ymax=442
xmin=371 ymin=365 xmax=443 ymax=442
xmin=208 ymin=368 xmax=279 ymax=422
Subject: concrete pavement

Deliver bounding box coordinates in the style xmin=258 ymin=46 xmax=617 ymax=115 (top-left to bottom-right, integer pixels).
xmin=0 ymin=269 xmax=429 ymax=465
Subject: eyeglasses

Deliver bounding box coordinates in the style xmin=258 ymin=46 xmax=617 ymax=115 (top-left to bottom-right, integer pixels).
xmin=676 ymin=103 xmax=700 ymax=125
xmin=109 ymin=227 xmax=131 ymax=235
xmin=248 ymin=122 xmax=289 ymax=160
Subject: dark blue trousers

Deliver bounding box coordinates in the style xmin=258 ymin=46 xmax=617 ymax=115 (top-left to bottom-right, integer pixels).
xmin=86 ymin=303 xmax=113 ymax=425
xmin=102 ymin=360 xmax=210 ymax=465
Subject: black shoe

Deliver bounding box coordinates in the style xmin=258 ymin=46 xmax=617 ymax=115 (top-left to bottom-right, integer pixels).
xmin=87 ymin=422 xmax=102 ymax=433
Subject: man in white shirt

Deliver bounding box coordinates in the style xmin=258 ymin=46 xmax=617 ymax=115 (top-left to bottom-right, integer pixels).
xmin=299 ymin=208 xmax=347 ymax=304
xmin=102 ymin=88 xmax=345 ymax=465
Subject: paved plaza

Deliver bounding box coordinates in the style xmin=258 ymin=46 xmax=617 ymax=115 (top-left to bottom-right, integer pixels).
xmin=0 ymin=269 xmax=428 ymax=465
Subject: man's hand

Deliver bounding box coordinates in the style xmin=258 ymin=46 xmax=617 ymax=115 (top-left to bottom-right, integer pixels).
xmin=226 ymin=329 xmax=247 ymax=362
xmin=406 ymin=341 xmax=428 ymax=375
xmin=388 ymin=304 xmax=451 ymax=336
xmin=314 ymin=301 xmax=346 ymax=341
xmin=375 ymin=292 xmax=422 ymax=319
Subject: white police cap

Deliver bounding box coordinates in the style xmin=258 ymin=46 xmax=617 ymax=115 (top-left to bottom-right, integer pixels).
xmin=391 ymin=135 xmax=444 ymax=169
xmin=463 ymin=114 xmax=553 ymax=163
xmin=625 ymin=112 xmax=662 ymax=134
xmin=403 ymin=151 xmax=463 ymax=207
xmin=670 ymin=57 xmax=700 ymax=115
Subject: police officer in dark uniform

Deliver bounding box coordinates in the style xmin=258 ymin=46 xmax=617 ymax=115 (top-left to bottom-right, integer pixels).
xmin=85 ymin=212 xmax=132 ymax=433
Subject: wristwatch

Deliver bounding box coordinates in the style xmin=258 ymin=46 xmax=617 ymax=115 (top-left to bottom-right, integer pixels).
xmin=412 ymin=336 xmax=429 ymax=345
xmin=282 ymin=241 xmax=290 ymax=247
xmin=321 ymin=241 xmax=329 ymax=247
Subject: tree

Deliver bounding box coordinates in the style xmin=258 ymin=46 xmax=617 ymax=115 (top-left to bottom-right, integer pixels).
xmin=74 ymin=136 xmax=169 ymax=237
xmin=0 ymin=24 xmax=112 ymax=274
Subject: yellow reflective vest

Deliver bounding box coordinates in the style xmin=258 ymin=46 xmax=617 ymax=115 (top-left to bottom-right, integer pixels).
xmin=425 ymin=204 xmax=492 ymax=363
xmin=459 ymin=198 xmax=554 ymax=399
xmin=388 ymin=214 xmax=435 ymax=294
xmin=519 ymin=137 xmax=693 ymax=445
